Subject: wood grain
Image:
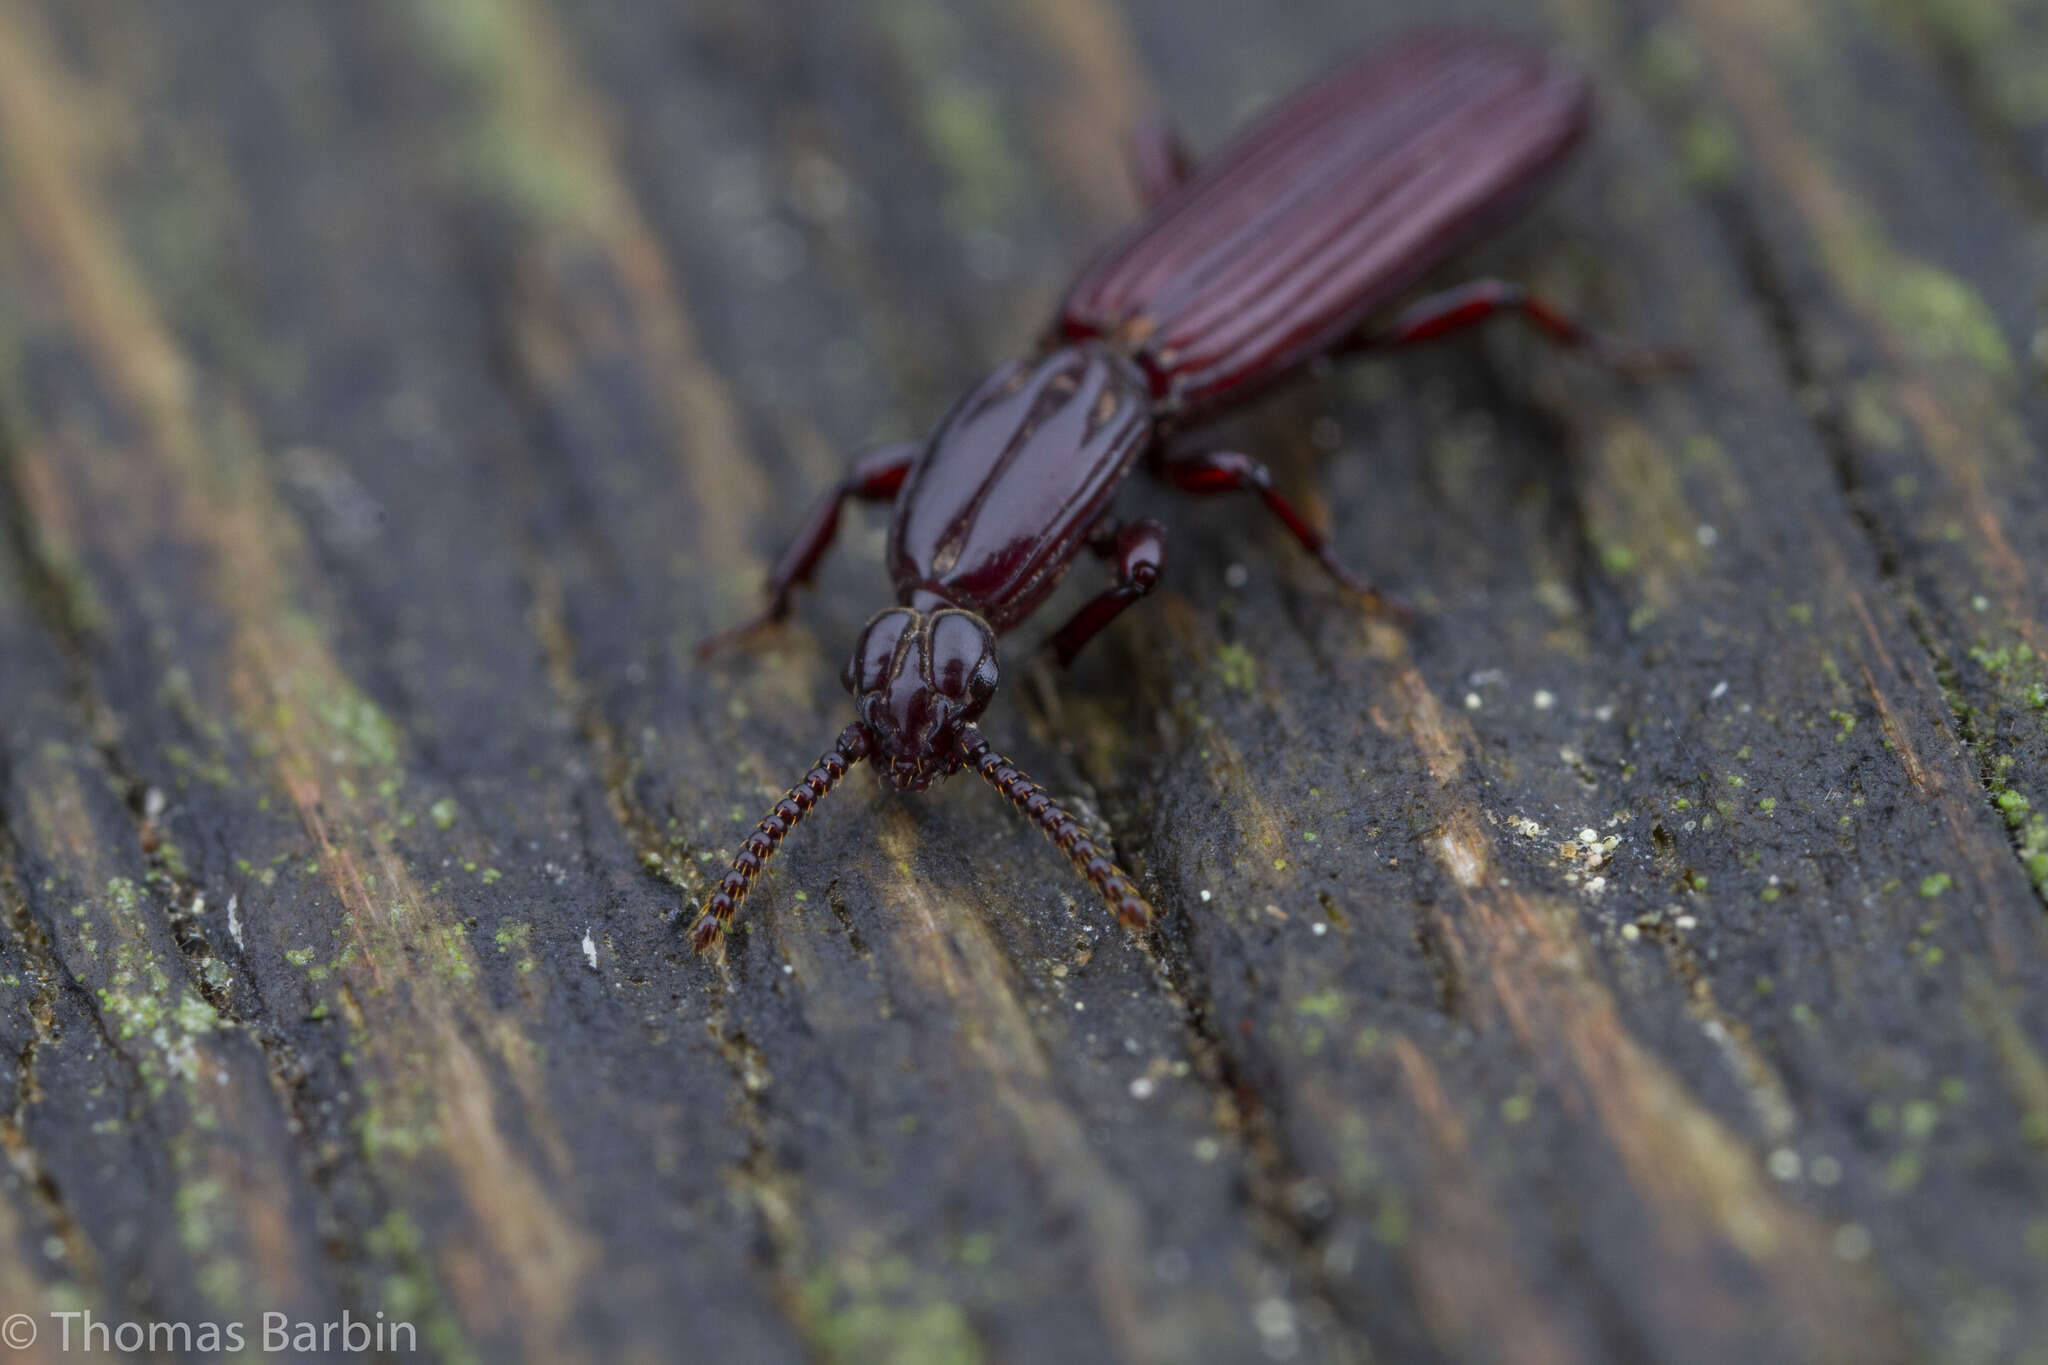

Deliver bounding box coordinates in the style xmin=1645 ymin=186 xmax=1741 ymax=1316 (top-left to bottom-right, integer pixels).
xmin=0 ymin=0 xmax=2043 ymax=1361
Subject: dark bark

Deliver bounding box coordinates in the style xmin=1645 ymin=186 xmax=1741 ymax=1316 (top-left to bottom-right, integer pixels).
xmin=0 ymin=1 xmax=2044 ymax=1361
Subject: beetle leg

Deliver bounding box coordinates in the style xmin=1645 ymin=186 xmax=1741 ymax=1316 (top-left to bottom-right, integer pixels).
xmin=1351 ymin=278 xmax=1685 ymax=377
xmin=696 ymin=440 xmax=920 ymax=657
xmin=1044 ymin=519 xmax=1166 ymax=667
xmin=1157 ymin=450 xmax=1409 ymax=619
xmin=1128 ymin=117 xmax=1194 ymax=208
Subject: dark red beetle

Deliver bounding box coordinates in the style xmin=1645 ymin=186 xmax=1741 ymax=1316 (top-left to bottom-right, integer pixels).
xmin=693 ymin=30 xmax=1656 ymax=953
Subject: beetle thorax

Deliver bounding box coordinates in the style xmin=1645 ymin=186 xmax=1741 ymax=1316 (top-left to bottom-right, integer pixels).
xmin=840 ymin=606 xmax=1000 ymax=791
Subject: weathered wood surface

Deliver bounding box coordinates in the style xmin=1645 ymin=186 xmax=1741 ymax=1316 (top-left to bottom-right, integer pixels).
xmin=0 ymin=0 xmax=2045 ymax=1361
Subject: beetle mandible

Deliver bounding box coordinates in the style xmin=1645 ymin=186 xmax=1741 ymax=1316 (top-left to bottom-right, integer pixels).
xmin=692 ymin=30 xmax=1663 ymax=954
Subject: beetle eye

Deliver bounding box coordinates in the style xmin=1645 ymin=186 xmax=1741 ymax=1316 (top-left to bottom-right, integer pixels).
xmin=843 ymin=609 xmax=914 ymax=696
xmin=928 ymin=610 xmax=999 ymax=706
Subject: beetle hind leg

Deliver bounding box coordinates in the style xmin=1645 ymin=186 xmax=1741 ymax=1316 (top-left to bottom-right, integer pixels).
xmin=1156 ymin=449 xmax=1411 ymax=621
xmin=1354 ymin=278 xmax=1687 ymax=377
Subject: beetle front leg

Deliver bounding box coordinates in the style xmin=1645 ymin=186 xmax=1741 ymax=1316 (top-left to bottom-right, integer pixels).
xmin=1044 ymin=519 xmax=1166 ymax=667
xmin=1353 ymin=278 xmax=1685 ymax=377
xmin=696 ymin=440 xmax=920 ymax=658
xmin=1157 ymin=450 xmax=1409 ymax=619
xmin=1127 ymin=117 xmax=1194 ymax=209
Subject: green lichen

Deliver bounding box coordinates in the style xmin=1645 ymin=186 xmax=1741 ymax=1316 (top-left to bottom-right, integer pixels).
xmin=296 ymin=665 xmax=403 ymax=770
xmin=436 ymin=924 xmax=476 ymax=985
xmin=2027 ymin=1220 xmax=2048 ymax=1261
xmin=1970 ymin=639 xmax=2040 ymax=682
xmin=176 ymin=1177 xmax=226 ymax=1255
xmin=800 ymin=1256 xmax=982 ymax=1365
xmin=1372 ymin=1198 xmax=1410 ymax=1246
xmin=403 ymin=0 xmax=611 ymax=231
xmin=356 ymin=1097 xmax=438 ymax=1162
xmin=1902 ymin=1099 xmax=1940 ymax=1140
xmin=106 ymin=876 xmax=143 ymax=919
xmin=1880 ymin=262 xmax=2012 ymax=374
xmin=1296 ymin=990 xmax=1344 ymax=1020
xmin=1914 ymin=0 xmax=2048 ymax=125
xmin=1680 ymin=116 xmax=1741 ymax=188
xmin=1990 ymin=773 xmax=2048 ymax=904
xmin=1635 ymin=21 xmax=1704 ymax=97
xmin=877 ymin=0 xmax=1022 ymax=235
xmin=366 ymin=1209 xmax=479 ymax=1365
xmin=1212 ymin=643 xmax=1257 ymax=694
xmin=1847 ymin=377 xmax=1907 ymax=450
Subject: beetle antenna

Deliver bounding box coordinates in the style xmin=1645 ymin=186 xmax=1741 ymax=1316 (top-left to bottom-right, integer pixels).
xmin=691 ymin=723 xmax=872 ymax=954
xmin=956 ymin=725 xmax=1153 ymax=932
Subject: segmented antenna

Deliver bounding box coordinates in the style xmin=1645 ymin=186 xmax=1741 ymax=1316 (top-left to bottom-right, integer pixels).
xmin=957 ymin=724 xmax=1153 ymax=931
xmin=692 ymin=724 xmax=871 ymax=954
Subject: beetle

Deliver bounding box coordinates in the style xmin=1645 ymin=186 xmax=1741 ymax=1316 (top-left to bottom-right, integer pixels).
xmin=691 ymin=29 xmax=1663 ymax=954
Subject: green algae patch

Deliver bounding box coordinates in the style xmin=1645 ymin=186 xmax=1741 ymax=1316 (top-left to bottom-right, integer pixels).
xmin=404 ymin=0 xmax=615 ymax=232
xmin=1212 ymin=643 xmax=1257 ymax=694
xmin=1877 ymin=261 xmax=2012 ymax=376
xmin=1679 ymin=115 xmax=1742 ymax=187
xmin=1991 ymin=776 xmax=2048 ymax=905
xmin=366 ymin=1209 xmax=480 ymax=1365
xmin=1915 ymin=0 xmax=2048 ymax=126
xmin=1806 ymin=189 xmax=2015 ymax=383
xmin=877 ymin=0 xmax=1023 ymax=236
xmin=800 ymin=1256 xmax=982 ymax=1365
xmin=1296 ymin=990 xmax=1345 ymax=1021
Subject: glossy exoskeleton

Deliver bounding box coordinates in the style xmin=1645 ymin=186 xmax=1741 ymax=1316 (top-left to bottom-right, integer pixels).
xmin=693 ymin=30 xmax=1657 ymax=954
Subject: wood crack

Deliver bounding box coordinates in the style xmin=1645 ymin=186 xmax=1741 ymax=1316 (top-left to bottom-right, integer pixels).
xmin=1140 ymin=927 xmax=1382 ymax=1353
xmin=0 ymin=812 xmax=103 ymax=1294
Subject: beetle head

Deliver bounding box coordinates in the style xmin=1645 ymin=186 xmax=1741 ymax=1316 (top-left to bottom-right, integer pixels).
xmin=841 ymin=607 xmax=999 ymax=790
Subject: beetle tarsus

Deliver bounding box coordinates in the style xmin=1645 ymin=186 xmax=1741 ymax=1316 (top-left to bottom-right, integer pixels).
xmin=698 ymin=441 xmax=920 ymax=659
xmin=1361 ymin=277 xmax=1684 ymax=381
xmin=1596 ymin=340 xmax=1693 ymax=380
xmin=1158 ymin=448 xmax=1403 ymax=607
xmin=694 ymin=607 xmax=785 ymax=661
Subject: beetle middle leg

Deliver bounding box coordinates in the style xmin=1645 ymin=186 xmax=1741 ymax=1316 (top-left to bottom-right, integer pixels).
xmin=1044 ymin=518 xmax=1166 ymax=667
xmin=1350 ymin=278 xmax=1685 ymax=376
xmin=696 ymin=440 xmax=920 ymax=657
xmin=1155 ymin=450 xmax=1408 ymax=618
